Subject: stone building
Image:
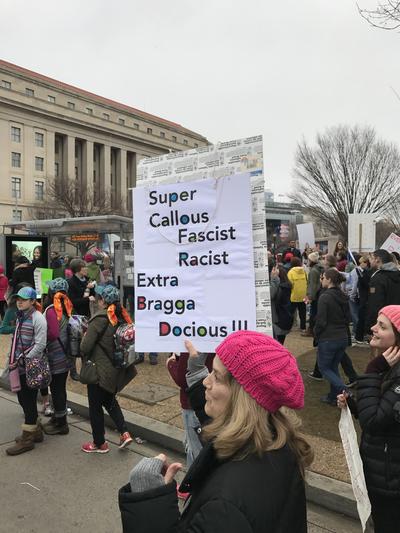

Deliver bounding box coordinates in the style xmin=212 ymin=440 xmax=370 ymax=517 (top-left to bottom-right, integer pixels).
xmin=0 ymin=59 xmax=208 ymax=225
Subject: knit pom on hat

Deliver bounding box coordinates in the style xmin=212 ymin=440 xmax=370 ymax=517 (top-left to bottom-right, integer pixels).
xmin=216 ymin=331 xmax=304 ymax=413
xmin=379 ymin=305 xmax=400 ymax=333
xmin=308 ymin=252 xmax=319 ymax=263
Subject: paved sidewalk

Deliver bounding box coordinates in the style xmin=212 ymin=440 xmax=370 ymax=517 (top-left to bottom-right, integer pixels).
xmin=0 ymin=389 xmax=362 ymax=533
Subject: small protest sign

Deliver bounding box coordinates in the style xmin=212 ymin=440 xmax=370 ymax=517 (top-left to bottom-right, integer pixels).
xmin=381 ymin=233 xmax=400 ymax=254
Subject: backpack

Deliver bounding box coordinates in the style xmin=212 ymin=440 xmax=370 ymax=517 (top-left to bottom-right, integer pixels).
xmin=68 ymin=315 xmax=89 ymax=357
xmin=112 ymin=323 xmax=136 ymax=369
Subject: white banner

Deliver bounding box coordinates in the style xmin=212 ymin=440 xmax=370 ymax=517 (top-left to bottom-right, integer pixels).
xmin=134 ymin=174 xmax=257 ymax=352
xmin=348 ymin=214 xmax=376 ymax=253
xmin=381 ymin=233 xmax=400 ymax=254
xmin=339 ymin=407 xmax=371 ymax=532
xmin=296 ymin=222 xmax=315 ymax=252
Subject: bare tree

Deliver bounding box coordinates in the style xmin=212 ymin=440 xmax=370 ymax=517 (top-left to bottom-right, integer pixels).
xmin=291 ymin=125 xmax=400 ymax=238
xmin=358 ymin=1 xmax=400 ymax=30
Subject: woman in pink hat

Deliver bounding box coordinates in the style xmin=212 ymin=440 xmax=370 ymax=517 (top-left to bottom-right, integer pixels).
xmin=337 ymin=305 xmax=400 ymax=532
xmin=120 ymin=331 xmax=313 ymax=533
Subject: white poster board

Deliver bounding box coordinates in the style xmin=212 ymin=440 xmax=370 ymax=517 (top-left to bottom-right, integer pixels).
xmin=339 ymin=407 xmax=371 ymax=532
xmin=381 ymin=233 xmax=400 ymax=254
xmin=134 ymin=174 xmax=257 ymax=352
xmin=296 ymin=223 xmax=315 ymax=252
xmin=136 ymin=136 xmax=271 ymax=337
xmin=348 ymin=214 xmax=376 ymax=253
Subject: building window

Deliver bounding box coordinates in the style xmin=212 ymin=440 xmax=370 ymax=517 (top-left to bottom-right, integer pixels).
xmin=86 ymin=107 xmax=93 ymax=115
xmin=147 ymin=127 xmax=152 ymax=134
xmin=68 ymin=101 xmax=75 ymax=109
xmin=160 ymin=131 xmax=165 ymax=138
xmin=35 ymin=132 xmax=44 ymax=147
xmin=11 ymin=177 xmax=21 ymax=199
xmin=54 ymin=162 xmax=59 ymax=177
xmin=134 ymin=123 xmax=139 ymax=129
xmin=35 ymin=156 xmax=44 ymax=171
xmin=12 ymin=209 xmax=22 ymax=222
xmin=48 ymin=95 xmax=56 ymax=103
xmin=1 ymin=80 xmax=11 ymax=89
xmin=118 ymin=118 xmax=125 ymax=125
xmin=35 ymin=181 xmax=44 ymax=201
xmin=25 ymin=88 xmax=34 ymax=96
xmin=103 ymin=113 xmax=110 ymax=120
xmin=11 ymin=126 xmax=21 ymax=142
xmin=183 ymin=139 xmax=188 ymax=145
xmin=172 ymin=135 xmax=177 ymax=142
xmin=11 ymin=152 xmax=21 ymax=167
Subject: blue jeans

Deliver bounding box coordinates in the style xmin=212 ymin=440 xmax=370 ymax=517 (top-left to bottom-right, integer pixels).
xmin=349 ymin=299 xmax=360 ymax=336
xmin=317 ymin=339 xmax=348 ymax=401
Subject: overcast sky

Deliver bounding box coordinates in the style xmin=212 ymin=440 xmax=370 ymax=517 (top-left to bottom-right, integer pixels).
xmin=1 ymin=0 xmax=399 ymax=198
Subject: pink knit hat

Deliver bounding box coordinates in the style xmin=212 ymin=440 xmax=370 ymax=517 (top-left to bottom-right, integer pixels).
xmin=83 ymin=253 xmax=96 ymax=263
xmin=379 ymin=306 xmax=400 ymax=332
xmin=216 ymin=330 xmax=304 ymax=412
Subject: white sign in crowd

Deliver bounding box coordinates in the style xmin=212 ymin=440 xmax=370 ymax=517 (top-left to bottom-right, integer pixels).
xmin=133 ymin=174 xmax=257 ymax=352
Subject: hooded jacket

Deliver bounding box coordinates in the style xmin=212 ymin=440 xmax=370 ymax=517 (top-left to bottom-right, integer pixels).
xmin=313 ymin=287 xmax=351 ymax=342
xmin=365 ymin=263 xmax=400 ymax=333
xmin=307 ymin=263 xmax=324 ymax=301
xmin=288 ymin=266 xmax=307 ymax=302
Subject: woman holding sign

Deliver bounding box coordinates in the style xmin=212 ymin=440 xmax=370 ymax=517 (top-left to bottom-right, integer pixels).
xmin=120 ymin=331 xmax=313 ymax=533
xmin=337 ymin=305 xmax=400 ymax=532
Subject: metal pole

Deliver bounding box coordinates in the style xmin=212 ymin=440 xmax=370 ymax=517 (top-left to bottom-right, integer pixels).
xmin=119 ymin=223 xmax=124 ymax=303
xmin=358 ymin=223 xmax=363 ymax=253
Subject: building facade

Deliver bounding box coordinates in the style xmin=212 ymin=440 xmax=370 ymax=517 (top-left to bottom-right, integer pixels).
xmin=0 ymin=59 xmax=208 ymax=224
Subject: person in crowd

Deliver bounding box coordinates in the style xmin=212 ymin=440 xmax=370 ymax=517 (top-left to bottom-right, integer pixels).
xmin=31 ymin=246 xmax=43 ymax=268
xmin=50 ymin=251 xmax=62 ymax=270
xmin=354 ymin=255 xmax=372 ymax=344
xmin=314 ymin=268 xmax=354 ymax=405
xmin=0 ymin=264 xmax=8 ymax=319
xmin=84 ymin=253 xmax=103 ymax=284
xmin=391 ymin=251 xmax=400 ymax=267
xmin=333 ymin=240 xmax=347 ymax=259
xmin=136 ymin=351 xmax=159 ymax=365
xmin=63 ymin=255 xmax=73 ymax=279
xmin=337 ymin=305 xmax=400 ymax=532
xmin=336 ymin=251 xmax=348 ymax=272
xmin=9 ymin=256 xmax=35 ymax=290
xmin=282 ymin=252 xmax=294 ymax=272
xmin=344 ymin=253 xmax=361 ymax=340
xmin=365 ymin=249 xmax=400 ymax=335
xmin=301 ymin=251 xmax=324 ymax=337
xmin=120 ymin=331 xmax=313 ymax=533
xmin=5 ymin=287 xmax=47 ymax=456
xmin=166 ymin=352 xmax=213 ymax=468
xmin=80 ymin=284 xmax=135 ymax=453
xmin=323 ymin=254 xmax=337 ymax=269
xmin=288 ymin=256 xmax=307 ymax=332
xmin=282 ymin=239 xmax=302 ymax=259
xmin=41 ymin=278 xmax=73 ymax=436
xmin=270 ymin=264 xmax=293 ymax=344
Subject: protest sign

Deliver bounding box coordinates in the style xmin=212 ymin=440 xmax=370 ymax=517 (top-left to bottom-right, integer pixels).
xmin=339 ymin=407 xmax=371 ymax=532
xmin=296 ymin=223 xmax=315 ymax=251
xmin=134 ymin=174 xmax=257 ymax=352
xmin=348 ymin=214 xmax=376 ymax=252
xmin=381 ymin=233 xmax=400 ymax=254
xmin=136 ymin=135 xmax=271 ymax=335
xmin=33 ymin=268 xmax=53 ymax=298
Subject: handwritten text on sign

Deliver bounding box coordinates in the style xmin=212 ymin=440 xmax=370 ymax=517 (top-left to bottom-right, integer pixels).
xmin=133 ymin=174 xmax=257 ymax=352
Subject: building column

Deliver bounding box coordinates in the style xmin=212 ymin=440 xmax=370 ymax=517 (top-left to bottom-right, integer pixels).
xmin=100 ymin=144 xmax=111 ymax=199
xmin=117 ymin=148 xmax=127 ymax=209
xmin=63 ymin=135 xmax=75 ymax=181
xmin=82 ymin=140 xmax=93 ymax=193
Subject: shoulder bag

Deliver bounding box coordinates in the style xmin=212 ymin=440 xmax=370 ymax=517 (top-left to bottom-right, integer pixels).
xmin=79 ymin=319 xmax=109 ymax=385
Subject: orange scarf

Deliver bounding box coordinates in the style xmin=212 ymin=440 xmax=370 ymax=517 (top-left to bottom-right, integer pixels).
xmin=53 ymin=292 xmax=73 ymax=321
xmin=107 ymin=304 xmax=132 ymax=326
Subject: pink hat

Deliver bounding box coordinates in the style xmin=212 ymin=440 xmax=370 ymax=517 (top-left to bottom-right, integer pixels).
xmin=83 ymin=253 xmax=96 ymax=263
xmin=216 ymin=330 xmax=304 ymax=413
xmin=379 ymin=306 xmax=400 ymax=332
xmin=0 ymin=264 xmax=4 ymax=274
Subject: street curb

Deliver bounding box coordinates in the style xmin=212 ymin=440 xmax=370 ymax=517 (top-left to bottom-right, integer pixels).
xmin=0 ymin=372 xmax=358 ymax=521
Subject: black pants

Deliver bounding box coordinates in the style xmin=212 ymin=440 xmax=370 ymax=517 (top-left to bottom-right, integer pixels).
xmin=291 ymin=302 xmax=306 ymax=330
xmin=50 ymin=372 xmax=68 ymax=419
xmin=309 ymin=300 xmax=318 ymax=331
xmin=370 ymin=493 xmax=400 ymax=533
xmin=355 ymin=303 xmax=367 ymax=341
xmin=17 ymin=374 xmax=38 ymax=425
xmin=276 ymin=335 xmax=286 ymax=345
xmin=0 ymin=300 xmax=6 ymax=319
xmin=87 ymin=384 xmax=127 ymax=446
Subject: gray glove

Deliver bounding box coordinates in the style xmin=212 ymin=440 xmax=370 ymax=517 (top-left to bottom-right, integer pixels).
xmin=129 ymin=457 xmax=165 ymax=493
xmin=186 ymin=352 xmax=209 ymax=388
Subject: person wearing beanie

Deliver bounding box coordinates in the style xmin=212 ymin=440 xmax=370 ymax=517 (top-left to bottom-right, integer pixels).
xmin=338 ymin=305 xmax=400 ymax=532
xmin=120 ymin=331 xmax=313 ymax=533
xmin=83 ymin=253 xmax=102 ymax=283
xmin=9 ymin=256 xmax=35 ymax=290
xmin=301 ymin=251 xmax=324 ymax=338
xmin=41 ymin=278 xmax=74 ymax=436
xmin=80 ymin=284 xmax=136 ymax=454
xmin=0 ymin=264 xmax=8 ymax=319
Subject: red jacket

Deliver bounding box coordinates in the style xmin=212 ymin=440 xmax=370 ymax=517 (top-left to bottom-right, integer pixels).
xmin=0 ymin=275 xmax=8 ymax=301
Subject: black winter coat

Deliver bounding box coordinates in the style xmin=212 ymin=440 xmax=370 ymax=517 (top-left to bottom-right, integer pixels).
xmin=9 ymin=265 xmax=35 ymax=289
xmin=357 ymin=363 xmax=400 ymax=497
xmin=67 ymin=275 xmax=92 ymax=317
xmin=119 ymin=441 xmax=307 ymax=533
xmin=365 ymin=265 xmax=400 ymax=333
xmin=313 ymin=287 xmax=350 ymax=342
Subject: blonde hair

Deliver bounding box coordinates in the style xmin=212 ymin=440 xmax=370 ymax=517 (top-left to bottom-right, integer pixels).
xmin=202 ymin=376 xmax=314 ymax=476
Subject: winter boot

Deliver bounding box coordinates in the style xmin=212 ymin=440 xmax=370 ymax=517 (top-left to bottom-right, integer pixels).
xmin=42 ymin=415 xmax=69 ymax=435
xmin=15 ymin=424 xmax=43 ymax=443
xmin=7 ymin=424 xmax=37 ymax=455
